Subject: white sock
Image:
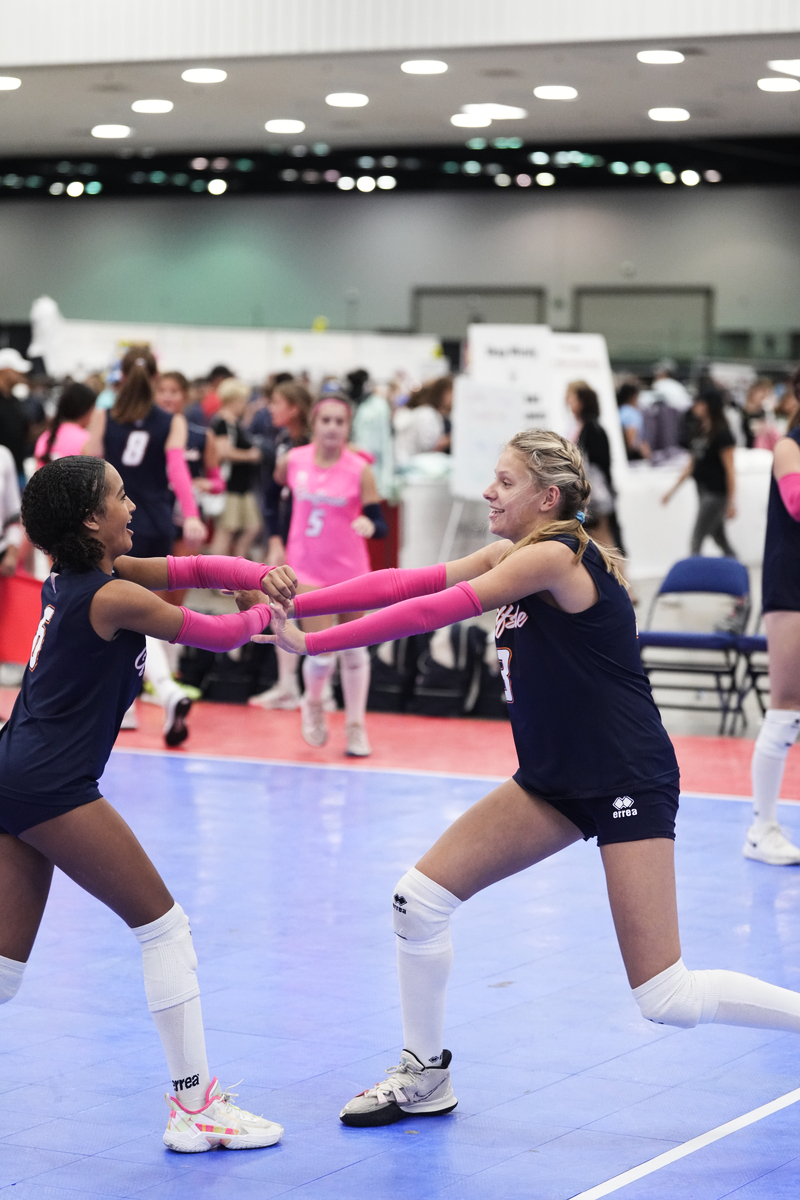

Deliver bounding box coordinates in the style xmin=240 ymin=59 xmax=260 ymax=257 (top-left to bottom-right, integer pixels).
xmin=133 ymin=903 xmax=210 ymax=1110
xmin=393 ymin=868 xmax=461 ymax=1067
xmin=302 ymin=653 xmax=336 ymax=703
xmin=751 ymin=709 xmax=800 ymax=827
xmin=634 ymin=957 xmax=800 ymax=1032
xmin=0 ymin=953 xmax=25 ymax=1003
xmin=340 ymin=646 xmax=370 ymax=725
xmin=276 ymin=644 xmax=300 ymax=692
xmin=144 ymin=637 xmax=182 ymax=708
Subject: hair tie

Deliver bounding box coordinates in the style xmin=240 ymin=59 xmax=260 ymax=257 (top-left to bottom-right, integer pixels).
xmin=575 ymin=510 xmax=585 ymax=524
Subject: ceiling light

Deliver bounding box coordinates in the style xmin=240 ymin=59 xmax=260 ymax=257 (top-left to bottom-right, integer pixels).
xmin=190 ymin=157 xmax=209 ymax=170
xmin=767 ymin=60 xmax=800 ymax=75
xmin=337 ymin=176 xmax=355 ymax=190
xmin=324 ymin=170 xmax=340 ymax=182
xmin=356 ymin=176 xmax=376 ymax=192
xmin=265 ymin=118 xmax=306 ymax=133
xmin=451 ymin=113 xmax=491 ymax=127
xmin=207 ymin=179 xmax=227 ymax=194
xmin=536 ymin=172 xmax=556 ymax=186
xmin=91 ymin=124 xmax=131 ymax=138
xmin=401 ymin=60 xmax=447 ymax=74
xmin=516 ymin=174 xmax=532 ymax=187
xmin=66 ymin=181 xmax=84 ymax=197
xmin=758 ymin=77 xmax=800 ymax=92
xmin=529 ymin=151 xmax=550 ymax=165
xmin=49 ymin=182 xmax=65 ymax=195
xmin=704 ymin=169 xmax=722 ymax=183
xmin=181 ymin=68 xmax=227 ymax=84
xmin=609 ymin=162 xmax=629 ymax=175
xmin=680 ymin=169 xmax=700 ymax=186
xmin=325 ymin=92 xmax=368 ymax=107
xmin=132 ymin=99 xmax=173 ymax=113
xmin=0 ymin=77 xmax=21 ymax=90
xmin=463 ymin=103 xmax=527 ymax=119
xmin=377 ymin=175 xmax=397 ymax=189
xmin=659 ymin=171 xmax=676 ymax=184
xmin=648 ymin=107 xmax=690 ymax=121
xmin=533 ymin=85 xmax=578 ymax=101
xmin=86 ymin=181 xmax=103 ymax=194
xmin=637 ymin=50 xmax=685 ymax=64
xmin=494 ymin=174 xmax=512 ymax=187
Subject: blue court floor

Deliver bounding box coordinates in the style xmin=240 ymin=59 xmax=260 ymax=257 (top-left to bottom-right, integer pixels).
xmin=3 ymin=751 xmax=800 ymax=1199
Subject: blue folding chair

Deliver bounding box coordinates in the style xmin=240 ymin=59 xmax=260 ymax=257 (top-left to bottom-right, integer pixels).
xmin=638 ymin=557 xmax=751 ymax=734
xmin=730 ymin=623 xmax=769 ymax=731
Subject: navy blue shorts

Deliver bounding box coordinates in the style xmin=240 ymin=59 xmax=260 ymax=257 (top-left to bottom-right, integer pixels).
xmin=0 ymin=788 xmax=101 ymax=837
xmin=513 ymin=773 xmax=679 ymax=845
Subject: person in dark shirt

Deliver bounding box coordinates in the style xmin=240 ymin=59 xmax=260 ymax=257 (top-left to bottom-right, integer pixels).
xmin=662 ymin=388 xmax=737 ymax=557
xmin=566 ymin=380 xmax=627 ymax=558
xmin=0 ymin=348 xmax=32 ymax=484
xmin=208 ymin=378 xmax=262 ymax=558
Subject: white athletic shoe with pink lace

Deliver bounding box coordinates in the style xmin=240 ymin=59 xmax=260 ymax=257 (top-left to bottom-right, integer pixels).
xmin=163 ymin=1078 xmax=283 ymax=1152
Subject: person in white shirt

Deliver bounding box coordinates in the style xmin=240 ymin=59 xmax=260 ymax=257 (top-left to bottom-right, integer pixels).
xmin=393 ymin=377 xmax=452 ymax=466
xmin=651 ymin=366 xmax=692 ymax=412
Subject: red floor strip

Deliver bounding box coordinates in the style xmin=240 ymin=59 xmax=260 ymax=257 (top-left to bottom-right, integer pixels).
xmin=2 ymin=687 xmax=799 ymax=799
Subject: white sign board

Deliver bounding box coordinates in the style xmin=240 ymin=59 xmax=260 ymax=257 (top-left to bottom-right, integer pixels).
xmin=451 ymin=378 xmax=552 ymax=501
xmin=451 ymin=324 xmax=623 ymax=501
xmin=29 ymin=299 xmax=445 ymax=386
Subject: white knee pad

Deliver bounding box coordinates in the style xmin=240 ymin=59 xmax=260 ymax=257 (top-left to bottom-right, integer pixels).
xmin=0 ymin=953 xmax=25 ymax=1003
xmin=341 ymin=646 xmax=369 ymax=668
xmin=756 ymin=710 xmax=800 ymax=759
xmin=303 ymin=653 xmax=336 ymax=681
xmin=392 ymin=868 xmax=461 ymax=956
xmin=133 ymin=902 xmax=200 ymax=1013
xmin=633 ymin=958 xmax=719 ymax=1028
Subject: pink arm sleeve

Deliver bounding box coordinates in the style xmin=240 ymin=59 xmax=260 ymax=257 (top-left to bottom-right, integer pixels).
xmin=165 ymin=447 xmax=201 ymax=520
xmin=778 ymin=472 xmax=800 ymax=521
xmin=305 ymin=581 xmax=482 ymax=654
xmin=167 ymin=554 xmax=272 ymax=592
xmin=172 ymin=603 xmax=272 ymax=651
xmin=205 ymin=465 xmax=225 ymax=494
xmin=294 ymin=563 xmax=447 ymax=617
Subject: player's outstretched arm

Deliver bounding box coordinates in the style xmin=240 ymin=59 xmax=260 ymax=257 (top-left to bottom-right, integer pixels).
xmin=115 ymin=554 xmax=297 ymax=602
xmin=90 ymin=578 xmax=271 ymax=650
xmin=255 ymin=540 xmax=580 ymax=656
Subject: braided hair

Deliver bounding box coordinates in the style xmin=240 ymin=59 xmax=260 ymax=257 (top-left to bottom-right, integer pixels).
xmin=21 ymin=456 xmax=108 ymax=571
xmin=498 ymin=429 xmax=626 ymax=584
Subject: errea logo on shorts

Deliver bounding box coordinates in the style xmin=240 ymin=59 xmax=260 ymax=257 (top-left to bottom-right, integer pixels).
xmin=613 ymin=796 xmax=638 ymax=818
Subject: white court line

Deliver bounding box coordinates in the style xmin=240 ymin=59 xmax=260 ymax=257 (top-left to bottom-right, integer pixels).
xmin=108 ymin=747 xmax=800 ymax=802
xmin=570 ymin=1085 xmax=800 ymax=1200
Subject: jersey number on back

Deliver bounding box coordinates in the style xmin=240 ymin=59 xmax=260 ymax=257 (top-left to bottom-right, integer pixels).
xmin=496 ymin=647 xmax=514 ymax=703
xmin=29 ymin=605 xmax=55 ymax=671
xmin=305 ymin=507 xmax=325 ymax=538
xmin=121 ymin=430 xmax=150 ymax=467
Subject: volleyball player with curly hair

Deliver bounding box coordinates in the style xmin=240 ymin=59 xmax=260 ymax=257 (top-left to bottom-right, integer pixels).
xmin=258 ymin=430 xmax=800 ymax=1127
xmin=0 ymin=455 xmax=295 ymax=1151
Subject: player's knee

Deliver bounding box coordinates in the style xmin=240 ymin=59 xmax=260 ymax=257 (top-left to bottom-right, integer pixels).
xmin=341 ymin=646 xmax=369 ymax=668
xmin=633 ymin=958 xmax=715 ymax=1028
xmin=391 ymin=868 xmax=461 ymax=954
xmin=0 ymin=955 xmax=25 ymax=1004
xmin=133 ymin=903 xmax=200 ymax=1013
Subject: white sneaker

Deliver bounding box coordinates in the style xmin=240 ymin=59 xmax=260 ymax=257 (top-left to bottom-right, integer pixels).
xmin=248 ymin=681 xmax=301 ymax=710
xmin=339 ymin=1049 xmax=457 ymax=1127
xmin=345 ymin=722 xmax=371 ymax=757
xmin=163 ymin=1077 xmax=283 ymax=1152
xmin=164 ymin=691 xmax=192 ymax=748
xmin=743 ymin=821 xmax=800 ymax=865
xmin=300 ymin=695 xmax=327 ymax=748
xmin=120 ymin=703 xmax=139 ymax=731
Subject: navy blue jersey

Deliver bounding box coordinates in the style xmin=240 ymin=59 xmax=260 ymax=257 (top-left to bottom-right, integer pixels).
xmin=762 ymin=428 xmax=800 ymax=613
xmin=0 ymin=567 xmax=145 ymax=806
xmin=105 ymin=406 xmax=173 ymax=541
xmin=184 ymin=420 xmax=208 ymax=480
xmin=499 ymin=537 xmax=678 ymax=800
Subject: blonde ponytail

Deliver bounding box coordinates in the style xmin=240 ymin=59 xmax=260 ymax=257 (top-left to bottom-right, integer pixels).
xmin=498 ymin=429 xmax=627 ymax=586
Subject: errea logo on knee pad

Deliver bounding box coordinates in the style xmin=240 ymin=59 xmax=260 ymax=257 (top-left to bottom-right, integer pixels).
xmin=392 ymin=893 xmax=407 ymax=914
xmin=613 ymin=796 xmax=638 ymax=818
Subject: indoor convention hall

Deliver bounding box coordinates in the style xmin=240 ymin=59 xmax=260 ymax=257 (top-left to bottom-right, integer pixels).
xmin=5 ymin=3 xmax=800 ymax=1198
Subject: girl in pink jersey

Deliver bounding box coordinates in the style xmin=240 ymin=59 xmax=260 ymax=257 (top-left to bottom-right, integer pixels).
xmin=35 ymin=383 xmax=103 ymax=467
xmin=275 ymin=395 xmax=386 ymax=756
